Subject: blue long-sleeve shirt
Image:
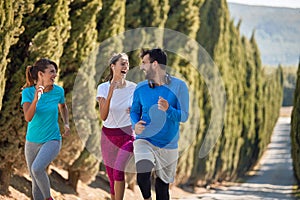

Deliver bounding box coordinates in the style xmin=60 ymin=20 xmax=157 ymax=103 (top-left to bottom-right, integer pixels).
xmin=130 ymin=76 xmax=189 ymax=149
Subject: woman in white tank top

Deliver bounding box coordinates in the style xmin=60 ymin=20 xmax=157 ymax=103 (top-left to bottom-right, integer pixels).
xmin=96 ymin=53 xmax=136 ymax=200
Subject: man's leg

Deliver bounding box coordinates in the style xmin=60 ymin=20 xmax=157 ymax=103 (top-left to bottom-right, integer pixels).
xmin=136 ymin=160 xmax=154 ymax=200
xmin=155 ymin=177 xmax=169 ymax=200
xmin=153 ymin=147 xmax=178 ymax=200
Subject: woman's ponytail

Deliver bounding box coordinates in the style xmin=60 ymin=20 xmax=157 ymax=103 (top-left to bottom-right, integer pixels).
xmin=22 ymin=66 xmax=35 ymax=89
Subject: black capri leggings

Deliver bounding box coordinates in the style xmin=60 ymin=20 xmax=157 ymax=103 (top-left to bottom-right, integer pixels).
xmin=136 ymin=159 xmax=170 ymax=200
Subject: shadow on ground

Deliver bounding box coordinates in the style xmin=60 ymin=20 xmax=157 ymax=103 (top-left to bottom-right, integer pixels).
xmin=10 ymin=174 xmax=31 ymax=198
xmin=49 ymin=169 xmax=77 ymax=195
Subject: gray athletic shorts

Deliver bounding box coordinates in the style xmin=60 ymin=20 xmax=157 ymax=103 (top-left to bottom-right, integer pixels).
xmin=133 ymin=139 xmax=178 ymax=183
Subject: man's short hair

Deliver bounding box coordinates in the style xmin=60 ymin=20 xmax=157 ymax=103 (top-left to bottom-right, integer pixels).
xmin=140 ymin=48 xmax=167 ymax=68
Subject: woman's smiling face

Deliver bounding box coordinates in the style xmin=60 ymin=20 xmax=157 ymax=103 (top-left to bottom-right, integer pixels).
xmin=40 ymin=64 xmax=57 ymax=86
xmin=112 ymin=56 xmax=129 ymax=78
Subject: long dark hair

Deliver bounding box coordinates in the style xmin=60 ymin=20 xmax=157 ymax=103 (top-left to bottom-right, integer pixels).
xmin=104 ymin=53 xmax=128 ymax=82
xmin=22 ymin=58 xmax=58 ymax=89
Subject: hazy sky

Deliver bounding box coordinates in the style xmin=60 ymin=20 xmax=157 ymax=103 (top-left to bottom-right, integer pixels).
xmin=227 ymin=0 xmax=300 ymax=8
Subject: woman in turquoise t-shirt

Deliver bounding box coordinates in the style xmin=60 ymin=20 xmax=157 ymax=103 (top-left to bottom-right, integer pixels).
xmin=21 ymin=58 xmax=70 ymax=200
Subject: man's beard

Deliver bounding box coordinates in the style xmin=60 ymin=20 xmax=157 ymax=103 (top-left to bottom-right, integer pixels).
xmin=145 ymin=66 xmax=155 ymax=80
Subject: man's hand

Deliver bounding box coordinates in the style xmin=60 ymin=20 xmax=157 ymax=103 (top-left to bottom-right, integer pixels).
xmin=135 ymin=120 xmax=146 ymax=134
xmin=158 ymin=96 xmax=169 ymax=111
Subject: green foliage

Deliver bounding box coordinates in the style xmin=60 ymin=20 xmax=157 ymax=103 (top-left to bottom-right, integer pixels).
xmin=0 ymin=0 xmax=286 ymax=194
xmin=164 ymin=0 xmax=203 ymax=183
xmin=291 ymin=60 xmax=300 ymax=184
xmin=57 ymin=0 xmax=102 ymax=186
xmin=97 ymin=0 xmax=125 ymax=42
xmin=0 ymin=0 xmax=34 ymax=110
xmin=282 ymin=66 xmax=297 ymax=106
xmin=179 ymin=0 xmax=283 ymax=185
xmin=0 ymin=0 xmax=71 ymax=193
xmin=96 ymin=0 xmax=125 ymax=82
xmin=124 ymin=0 xmax=169 ymax=67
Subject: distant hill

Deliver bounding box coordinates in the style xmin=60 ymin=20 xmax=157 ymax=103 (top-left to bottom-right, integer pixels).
xmin=228 ymin=3 xmax=300 ymax=66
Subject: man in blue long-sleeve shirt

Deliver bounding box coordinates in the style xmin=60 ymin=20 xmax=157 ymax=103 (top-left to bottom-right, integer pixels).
xmin=130 ymin=48 xmax=189 ymax=200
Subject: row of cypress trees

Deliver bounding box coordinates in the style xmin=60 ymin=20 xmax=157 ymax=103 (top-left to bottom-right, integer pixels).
xmin=0 ymin=0 xmax=283 ymax=194
xmin=291 ymin=61 xmax=300 ymax=185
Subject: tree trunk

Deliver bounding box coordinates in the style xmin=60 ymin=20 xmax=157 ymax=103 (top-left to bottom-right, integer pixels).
xmin=68 ymin=168 xmax=80 ymax=193
xmin=0 ymin=162 xmax=12 ymax=195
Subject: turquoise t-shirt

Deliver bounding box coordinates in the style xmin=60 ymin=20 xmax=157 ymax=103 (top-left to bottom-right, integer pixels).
xmin=21 ymin=84 xmax=65 ymax=143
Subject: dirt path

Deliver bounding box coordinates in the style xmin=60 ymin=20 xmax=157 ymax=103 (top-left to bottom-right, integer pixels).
xmin=182 ymin=117 xmax=297 ymax=200
xmin=2 ymin=114 xmax=297 ymax=200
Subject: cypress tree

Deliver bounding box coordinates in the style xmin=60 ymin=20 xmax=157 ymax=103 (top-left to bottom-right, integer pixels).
xmin=96 ymin=0 xmax=126 ymax=82
xmin=125 ymin=0 xmax=169 ymax=67
xmin=249 ymin=33 xmax=282 ymax=162
xmin=0 ymin=0 xmax=287 ymax=193
xmin=195 ymin=0 xmax=232 ymax=185
xmin=98 ymin=0 xmax=125 ymax=42
xmin=0 ymin=0 xmax=70 ymax=194
xmin=0 ymin=0 xmax=33 ymax=111
xmin=235 ymin=35 xmax=257 ymax=177
xmin=0 ymin=0 xmax=34 ymax=194
xmin=260 ymin=66 xmax=283 ymax=152
xmin=164 ymin=0 xmax=204 ymax=183
xmin=220 ymin=20 xmax=247 ymax=180
xmin=282 ymin=66 xmax=297 ymax=106
xmin=186 ymin=0 xmax=283 ymax=186
xmin=250 ymin=32 xmax=264 ymax=161
xmin=96 ymin=0 xmax=140 ymax=189
xmin=291 ymin=59 xmax=300 ymax=184
xmin=127 ymin=0 xmax=169 ymax=28
xmin=57 ymin=0 xmax=102 ymax=191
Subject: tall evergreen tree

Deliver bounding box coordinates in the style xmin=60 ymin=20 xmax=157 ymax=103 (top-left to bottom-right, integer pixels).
xmin=291 ymin=59 xmax=300 ymax=184
xmin=125 ymin=0 xmax=169 ymax=67
xmin=57 ymin=0 xmax=102 ymax=191
xmin=235 ymin=35 xmax=257 ymax=177
xmin=0 ymin=0 xmax=71 ymax=194
xmin=0 ymin=0 xmax=286 ymax=194
xmin=195 ymin=0 xmax=232 ymax=184
xmin=249 ymin=33 xmax=283 ymax=163
xmin=180 ymin=0 xmax=284 ymax=186
xmin=250 ymin=32 xmax=265 ymax=161
xmin=96 ymin=0 xmax=126 ymax=82
xmin=96 ymin=0 xmax=140 ymax=189
xmin=0 ymin=0 xmax=34 ymax=193
xmin=164 ymin=0 xmax=204 ymax=183
xmin=0 ymin=0 xmax=33 ymax=111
